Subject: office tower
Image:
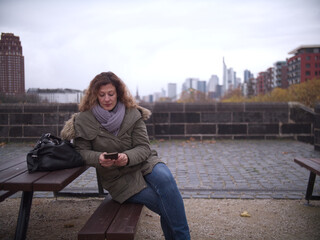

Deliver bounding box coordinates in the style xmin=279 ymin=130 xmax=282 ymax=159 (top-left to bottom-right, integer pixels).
xmin=197 ymin=80 xmax=206 ymax=93
xmin=222 ymin=57 xmax=227 ymax=94
xmin=168 ymin=83 xmax=177 ymax=100
xmin=182 ymin=78 xmax=199 ymax=91
xmin=244 ymin=69 xmax=254 ymax=83
xmin=287 ymin=45 xmax=320 ymax=85
xmin=207 ymin=75 xmax=219 ymax=92
xmin=0 ymin=33 xmax=25 ymax=95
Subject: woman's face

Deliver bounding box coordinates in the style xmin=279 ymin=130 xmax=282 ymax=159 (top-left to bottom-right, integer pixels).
xmin=97 ymin=83 xmax=118 ymax=111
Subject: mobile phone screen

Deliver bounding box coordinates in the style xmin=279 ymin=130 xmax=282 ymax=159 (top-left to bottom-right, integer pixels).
xmin=104 ymin=152 xmax=118 ymax=160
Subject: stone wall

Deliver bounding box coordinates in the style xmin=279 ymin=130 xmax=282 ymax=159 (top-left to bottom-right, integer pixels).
xmin=315 ymin=103 xmax=320 ymax=151
xmin=0 ymin=102 xmax=316 ymax=147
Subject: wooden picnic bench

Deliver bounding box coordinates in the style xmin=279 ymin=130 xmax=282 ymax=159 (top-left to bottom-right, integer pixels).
xmin=0 ymin=156 xmax=144 ymax=240
xmin=0 ymin=156 xmax=89 ymax=240
xmin=294 ymin=158 xmax=320 ymax=203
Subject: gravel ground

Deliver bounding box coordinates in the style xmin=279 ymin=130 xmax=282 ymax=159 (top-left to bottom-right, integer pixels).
xmin=1 ymin=197 xmax=320 ymax=240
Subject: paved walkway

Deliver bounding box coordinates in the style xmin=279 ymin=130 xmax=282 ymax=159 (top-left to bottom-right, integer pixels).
xmin=1 ymin=140 xmax=320 ymax=199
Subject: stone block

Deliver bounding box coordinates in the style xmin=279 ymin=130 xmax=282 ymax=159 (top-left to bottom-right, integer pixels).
xmin=9 ymin=126 xmax=22 ymax=137
xmin=297 ymin=136 xmax=314 ymax=144
xmin=44 ymin=113 xmax=58 ymax=124
xmin=171 ymin=113 xmax=200 ymax=123
xmin=233 ymin=112 xmax=263 ymax=123
xmin=185 ymin=103 xmax=216 ymax=112
xmin=201 ymin=112 xmax=231 ymax=123
xmin=290 ymin=107 xmax=314 ymax=123
xmin=44 ymin=113 xmax=73 ymax=125
xmin=152 ymin=113 xmax=169 ymax=123
xmin=234 ymin=136 xmax=265 ymax=140
xmin=24 ymin=104 xmax=58 ymax=113
xmin=186 ymin=124 xmax=216 ymax=134
xmin=0 ymin=126 xmax=9 ymax=138
xmin=58 ymin=103 xmax=78 ymax=112
xmin=153 ymin=102 xmax=184 ymax=112
xmin=245 ymin=102 xmax=288 ymax=111
xmin=24 ymin=126 xmax=58 ymax=137
xmin=10 ymin=113 xmax=43 ymax=125
xmin=155 ymin=124 xmax=184 ymax=135
xmin=248 ymin=124 xmax=279 ymax=134
xmin=281 ymin=123 xmax=312 ymax=134
xmin=0 ymin=104 xmax=23 ymax=113
xmin=0 ymin=114 xmax=8 ymax=125
xmin=263 ymin=111 xmax=289 ymax=123
xmin=217 ymin=102 xmax=244 ymax=112
xmin=315 ymin=114 xmax=320 ymax=128
xmin=315 ymin=103 xmax=320 ymax=113
xmin=218 ymin=124 xmax=247 ymax=134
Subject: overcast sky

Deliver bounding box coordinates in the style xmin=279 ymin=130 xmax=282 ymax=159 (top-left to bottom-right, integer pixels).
xmin=1 ymin=0 xmax=319 ymax=96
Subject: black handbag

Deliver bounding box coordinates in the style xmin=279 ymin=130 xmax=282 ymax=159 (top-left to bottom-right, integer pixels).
xmin=27 ymin=133 xmax=84 ymax=173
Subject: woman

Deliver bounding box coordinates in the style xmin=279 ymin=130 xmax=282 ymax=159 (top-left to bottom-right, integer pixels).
xmin=61 ymin=72 xmax=190 ymax=240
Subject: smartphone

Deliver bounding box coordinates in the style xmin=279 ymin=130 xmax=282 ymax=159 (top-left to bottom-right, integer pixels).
xmin=104 ymin=152 xmax=118 ymax=160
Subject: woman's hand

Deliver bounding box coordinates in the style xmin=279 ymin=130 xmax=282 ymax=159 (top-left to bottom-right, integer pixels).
xmin=114 ymin=153 xmax=129 ymax=167
xmin=99 ymin=152 xmax=115 ymax=168
xmin=99 ymin=152 xmax=128 ymax=167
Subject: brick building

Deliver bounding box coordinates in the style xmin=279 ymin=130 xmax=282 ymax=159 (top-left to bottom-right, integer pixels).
xmin=0 ymin=33 xmax=25 ymax=95
xmin=287 ymin=45 xmax=320 ymax=85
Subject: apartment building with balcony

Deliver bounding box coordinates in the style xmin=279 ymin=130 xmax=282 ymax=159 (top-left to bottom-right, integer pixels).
xmin=287 ymin=45 xmax=320 ymax=85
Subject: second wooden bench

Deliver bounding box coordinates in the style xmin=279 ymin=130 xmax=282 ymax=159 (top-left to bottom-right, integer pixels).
xmin=294 ymin=157 xmax=320 ymax=204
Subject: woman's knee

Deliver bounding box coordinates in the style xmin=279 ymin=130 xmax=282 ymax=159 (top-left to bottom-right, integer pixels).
xmin=147 ymin=163 xmax=178 ymax=189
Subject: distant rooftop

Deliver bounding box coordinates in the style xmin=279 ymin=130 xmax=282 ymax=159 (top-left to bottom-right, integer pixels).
xmin=27 ymin=88 xmax=83 ymax=93
xmin=288 ymin=45 xmax=320 ymax=55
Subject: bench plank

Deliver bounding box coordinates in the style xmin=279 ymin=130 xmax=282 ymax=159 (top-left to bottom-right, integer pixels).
xmin=78 ymin=195 xmax=121 ymax=240
xmin=294 ymin=158 xmax=320 ymax=176
xmin=0 ymin=162 xmax=27 ymax=189
xmin=107 ymin=202 xmax=143 ymax=240
xmin=33 ymin=166 xmax=89 ymax=191
xmin=0 ymin=190 xmax=17 ymax=202
xmin=3 ymin=171 xmax=49 ymax=191
xmin=0 ymin=158 xmax=25 ymax=172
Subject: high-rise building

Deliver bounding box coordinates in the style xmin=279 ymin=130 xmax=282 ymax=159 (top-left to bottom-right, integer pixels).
xmin=244 ymin=69 xmax=254 ymax=83
xmin=182 ymin=78 xmax=199 ymax=92
xmin=273 ymin=61 xmax=288 ymax=88
xmin=0 ymin=33 xmax=25 ymax=95
xmin=207 ymin=75 xmax=219 ymax=92
xmin=287 ymin=45 xmax=320 ymax=85
xmin=222 ymin=57 xmax=227 ymax=94
xmin=197 ymin=80 xmax=206 ymax=93
xmin=168 ymin=83 xmax=177 ymax=100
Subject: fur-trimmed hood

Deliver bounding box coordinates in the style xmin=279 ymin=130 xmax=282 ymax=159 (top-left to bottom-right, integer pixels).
xmin=60 ymin=105 xmax=151 ymax=140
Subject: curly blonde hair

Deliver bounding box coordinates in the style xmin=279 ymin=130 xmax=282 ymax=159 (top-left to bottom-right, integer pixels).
xmin=79 ymin=72 xmax=137 ymax=112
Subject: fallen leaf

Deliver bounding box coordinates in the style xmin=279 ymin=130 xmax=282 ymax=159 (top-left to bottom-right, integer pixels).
xmin=240 ymin=211 xmax=251 ymax=217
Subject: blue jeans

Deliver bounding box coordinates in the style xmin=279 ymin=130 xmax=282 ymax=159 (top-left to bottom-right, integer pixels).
xmin=126 ymin=163 xmax=190 ymax=240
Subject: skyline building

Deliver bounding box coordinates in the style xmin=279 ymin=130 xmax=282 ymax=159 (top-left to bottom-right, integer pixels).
xmin=168 ymin=83 xmax=177 ymax=100
xmin=222 ymin=57 xmax=227 ymax=94
xmin=207 ymin=75 xmax=219 ymax=93
xmin=0 ymin=33 xmax=25 ymax=95
xmin=287 ymin=45 xmax=320 ymax=85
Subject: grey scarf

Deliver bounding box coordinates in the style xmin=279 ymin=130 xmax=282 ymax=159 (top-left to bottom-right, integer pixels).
xmin=92 ymin=102 xmax=125 ymax=136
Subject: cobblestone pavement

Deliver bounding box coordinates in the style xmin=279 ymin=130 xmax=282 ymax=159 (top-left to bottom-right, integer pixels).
xmin=1 ymin=140 xmax=320 ymax=199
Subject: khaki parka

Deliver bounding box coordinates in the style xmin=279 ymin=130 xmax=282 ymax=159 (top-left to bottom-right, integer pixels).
xmin=62 ymin=106 xmax=162 ymax=203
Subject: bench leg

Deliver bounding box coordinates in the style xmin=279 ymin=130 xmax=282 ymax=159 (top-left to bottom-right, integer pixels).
xmin=14 ymin=191 xmax=33 ymax=240
xmin=306 ymin=172 xmax=316 ymax=204
xmin=96 ymin=168 xmax=105 ymax=196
